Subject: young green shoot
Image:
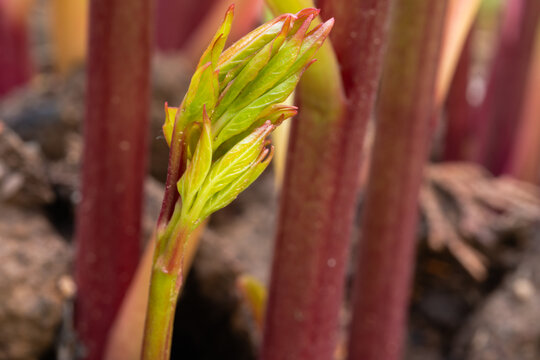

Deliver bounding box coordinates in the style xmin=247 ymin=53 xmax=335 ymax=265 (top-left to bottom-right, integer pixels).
xmin=141 ymin=6 xmax=333 ymax=359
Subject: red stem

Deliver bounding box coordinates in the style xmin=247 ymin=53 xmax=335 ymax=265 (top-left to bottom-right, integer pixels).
xmin=155 ymin=0 xmax=217 ymax=51
xmin=74 ymin=0 xmax=152 ymax=359
xmin=0 ymin=1 xmax=32 ymax=96
xmin=442 ymin=27 xmax=473 ymax=161
xmin=475 ymin=0 xmax=540 ymax=174
xmin=507 ymin=31 xmax=540 ymax=183
xmin=157 ymin=118 xmax=185 ymax=229
xmin=347 ymin=1 xmax=447 ymax=359
xmin=261 ymin=1 xmax=392 ymax=359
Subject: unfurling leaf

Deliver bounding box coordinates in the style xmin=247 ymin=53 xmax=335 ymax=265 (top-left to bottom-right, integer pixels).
xmin=160 ymin=5 xmax=333 ymax=232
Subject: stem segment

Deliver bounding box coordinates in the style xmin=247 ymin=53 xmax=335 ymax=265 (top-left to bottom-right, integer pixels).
xmin=75 ymin=0 xmax=152 ymax=358
xmin=141 ymin=268 xmax=180 ymax=360
xmin=141 ymin=214 xmax=190 ymax=360
xmin=262 ymin=1 xmax=392 ymax=359
xmin=475 ymin=0 xmax=540 ymax=174
xmin=347 ymin=1 xmax=447 ymax=359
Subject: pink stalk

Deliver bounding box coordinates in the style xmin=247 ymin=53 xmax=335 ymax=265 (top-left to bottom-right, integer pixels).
xmin=261 ymin=1 xmax=393 ymax=359
xmin=0 ymin=0 xmax=32 ymax=96
xmin=181 ymin=0 xmax=262 ymax=63
xmin=507 ymin=30 xmax=540 ymax=183
xmin=346 ymin=1 xmax=447 ymax=359
xmin=475 ymin=0 xmax=540 ymax=174
xmin=443 ymin=28 xmax=473 ymax=161
xmin=74 ymin=0 xmax=152 ymax=359
xmin=155 ymin=0 xmax=216 ymax=51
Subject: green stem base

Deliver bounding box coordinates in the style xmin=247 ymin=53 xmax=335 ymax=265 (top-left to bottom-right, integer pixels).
xmin=141 ymin=268 xmax=180 ymax=360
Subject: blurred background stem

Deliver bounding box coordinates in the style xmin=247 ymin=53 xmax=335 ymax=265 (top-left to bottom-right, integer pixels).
xmin=0 ymin=0 xmax=33 ymax=96
xmin=346 ymin=1 xmax=447 ymax=359
xmin=475 ymin=0 xmax=540 ymax=174
xmin=74 ymin=0 xmax=152 ymax=358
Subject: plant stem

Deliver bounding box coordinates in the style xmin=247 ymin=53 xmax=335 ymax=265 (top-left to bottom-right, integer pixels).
xmin=475 ymin=0 xmax=540 ymax=174
xmin=346 ymin=1 xmax=447 ymax=359
xmin=141 ymin=214 xmax=190 ymax=359
xmin=74 ymin=0 xmax=152 ymax=358
xmin=105 ymin=220 xmax=207 ymax=360
xmin=507 ymin=29 xmax=540 ymax=183
xmin=443 ymin=28 xmax=473 ymax=161
xmin=261 ymin=1 xmax=392 ymax=359
xmin=155 ymin=0 xmax=216 ymax=51
xmin=0 ymin=0 xmax=32 ymax=96
xmin=141 ymin=268 xmax=179 ymax=360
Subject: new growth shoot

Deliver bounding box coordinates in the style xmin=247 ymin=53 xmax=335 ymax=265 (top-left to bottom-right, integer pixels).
xmin=141 ymin=6 xmax=333 ymax=359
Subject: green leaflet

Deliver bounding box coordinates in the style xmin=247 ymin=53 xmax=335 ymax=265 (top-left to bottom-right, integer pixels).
xmin=218 ymin=14 xmax=291 ymax=76
xmin=216 ymin=15 xmax=292 ymax=113
xmin=283 ymin=19 xmax=334 ymax=81
xmin=215 ymin=41 xmax=275 ymax=119
xmin=288 ymin=8 xmax=319 ymax=35
xmin=199 ymin=145 xmax=273 ymax=221
xmin=182 ymin=63 xmax=219 ymax=127
xmin=177 ymin=110 xmax=212 ymax=216
xmin=213 ymin=71 xmax=303 ymax=149
xmin=184 ymin=122 xmax=274 ymax=228
xmin=162 ymin=104 xmax=178 ymax=147
xmin=204 ymin=123 xmax=273 ymax=195
xmin=197 ymin=5 xmax=234 ymax=69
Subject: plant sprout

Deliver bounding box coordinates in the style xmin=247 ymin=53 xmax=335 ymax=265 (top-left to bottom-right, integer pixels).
xmin=141 ymin=6 xmax=333 ymax=359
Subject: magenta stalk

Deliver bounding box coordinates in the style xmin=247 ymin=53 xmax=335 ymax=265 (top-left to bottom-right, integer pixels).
xmin=261 ymin=1 xmax=393 ymax=359
xmin=346 ymin=1 xmax=447 ymax=359
xmin=475 ymin=0 xmax=540 ymax=174
xmin=74 ymin=0 xmax=152 ymax=358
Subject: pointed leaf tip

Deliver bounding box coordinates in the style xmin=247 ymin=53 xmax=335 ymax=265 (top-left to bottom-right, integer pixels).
xmin=197 ymin=4 xmax=234 ymax=69
xmin=296 ymin=8 xmax=320 ymax=17
xmin=293 ymin=13 xmax=315 ymax=43
xmin=163 ymin=103 xmax=179 ymax=146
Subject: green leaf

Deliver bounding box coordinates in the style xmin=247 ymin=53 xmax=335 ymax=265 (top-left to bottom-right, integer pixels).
xmin=213 ymin=72 xmax=303 ymax=149
xmin=288 ymin=8 xmax=320 ymax=35
xmin=182 ymin=62 xmax=219 ymax=126
xmin=217 ymin=14 xmax=293 ymax=104
xmin=215 ymin=42 xmax=274 ymax=118
xmin=203 ymin=122 xmax=274 ymax=195
xmin=197 ymin=4 xmax=234 ymax=69
xmin=218 ymin=14 xmax=293 ymax=76
xmin=230 ymin=28 xmax=303 ymax=106
xmin=283 ymin=18 xmax=334 ymax=80
xmin=162 ymin=103 xmax=178 ymax=147
xmin=199 ymin=144 xmax=274 ymax=220
xmin=177 ymin=109 xmax=213 ymax=215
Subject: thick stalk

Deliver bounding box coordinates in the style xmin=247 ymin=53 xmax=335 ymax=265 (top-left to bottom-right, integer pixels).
xmin=0 ymin=0 xmax=32 ymax=96
xmin=347 ymin=1 xmax=447 ymax=360
xmin=261 ymin=1 xmax=392 ymax=359
xmin=155 ymin=0 xmax=216 ymax=51
xmin=475 ymin=0 xmax=540 ymax=174
xmin=74 ymin=0 xmax=152 ymax=358
xmin=443 ymin=28 xmax=473 ymax=161
xmin=507 ymin=29 xmax=540 ymax=183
